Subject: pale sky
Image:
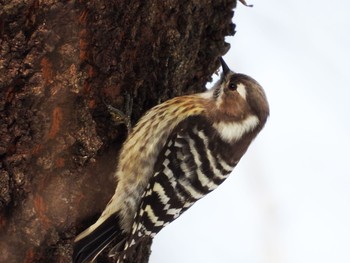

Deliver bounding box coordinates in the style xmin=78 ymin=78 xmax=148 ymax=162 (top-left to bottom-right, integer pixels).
xmin=150 ymin=1 xmax=350 ymax=262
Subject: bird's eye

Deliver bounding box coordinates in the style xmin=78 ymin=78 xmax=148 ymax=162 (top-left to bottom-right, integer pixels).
xmin=228 ymin=82 xmax=237 ymax=91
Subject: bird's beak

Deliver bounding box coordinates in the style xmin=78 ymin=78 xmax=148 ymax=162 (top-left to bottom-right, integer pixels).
xmin=220 ymin=57 xmax=232 ymax=77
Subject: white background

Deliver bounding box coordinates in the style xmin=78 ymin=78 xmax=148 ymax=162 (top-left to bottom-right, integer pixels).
xmin=151 ymin=0 xmax=350 ymax=262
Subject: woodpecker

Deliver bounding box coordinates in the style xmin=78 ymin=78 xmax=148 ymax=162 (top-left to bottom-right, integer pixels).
xmin=73 ymin=58 xmax=269 ymax=263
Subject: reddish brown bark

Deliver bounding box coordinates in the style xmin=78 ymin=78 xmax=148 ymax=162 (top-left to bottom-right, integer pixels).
xmin=0 ymin=0 xmax=236 ymax=262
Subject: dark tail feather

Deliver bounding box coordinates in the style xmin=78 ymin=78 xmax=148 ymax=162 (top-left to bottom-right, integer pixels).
xmin=73 ymin=214 xmax=126 ymax=263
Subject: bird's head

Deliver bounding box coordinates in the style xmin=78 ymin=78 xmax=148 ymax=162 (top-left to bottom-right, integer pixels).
xmin=208 ymin=58 xmax=269 ymax=126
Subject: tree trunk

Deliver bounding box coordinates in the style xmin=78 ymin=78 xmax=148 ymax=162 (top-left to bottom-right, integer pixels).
xmin=0 ymin=0 xmax=236 ymax=262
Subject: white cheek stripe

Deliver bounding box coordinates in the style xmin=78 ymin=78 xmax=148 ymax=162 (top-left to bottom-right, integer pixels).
xmin=237 ymin=83 xmax=247 ymax=100
xmin=213 ymin=115 xmax=259 ymax=142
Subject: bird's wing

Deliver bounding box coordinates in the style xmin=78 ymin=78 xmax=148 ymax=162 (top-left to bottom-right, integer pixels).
xmin=113 ymin=115 xmax=236 ymax=261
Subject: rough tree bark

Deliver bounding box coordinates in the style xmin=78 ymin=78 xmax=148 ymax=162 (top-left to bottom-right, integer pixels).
xmin=0 ymin=0 xmax=237 ymax=262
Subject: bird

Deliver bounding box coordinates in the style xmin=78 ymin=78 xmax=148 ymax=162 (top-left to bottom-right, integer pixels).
xmin=73 ymin=58 xmax=269 ymax=263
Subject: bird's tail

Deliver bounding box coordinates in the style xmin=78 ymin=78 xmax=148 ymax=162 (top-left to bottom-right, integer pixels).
xmin=73 ymin=213 xmax=126 ymax=263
